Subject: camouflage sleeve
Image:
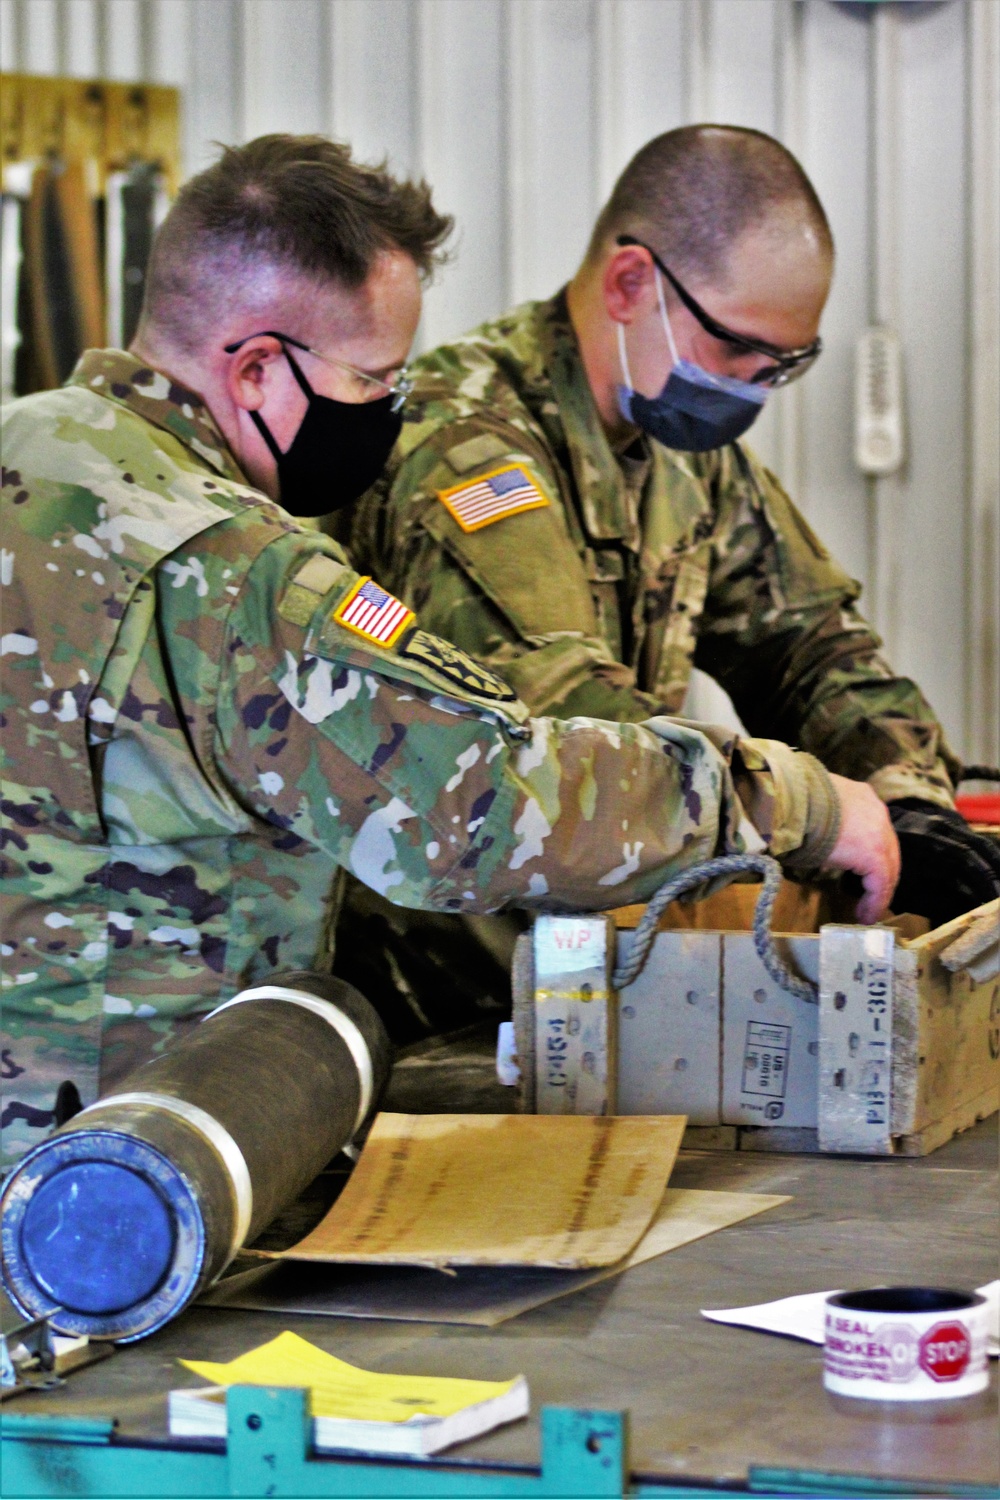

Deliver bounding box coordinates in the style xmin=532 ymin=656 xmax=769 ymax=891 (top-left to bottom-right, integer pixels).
xmin=693 ymin=446 xmax=961 ymax=808
xmin=346 ymin=442 xmax=661 ymax=726
xmin=213 ymin=535 xmax=836 ymax=911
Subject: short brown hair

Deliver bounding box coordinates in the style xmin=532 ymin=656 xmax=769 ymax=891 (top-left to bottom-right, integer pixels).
xmin=589 ymin=125 xmax=833 ymax=285
xmin=141 ymin=135 xmax=453 ymax=352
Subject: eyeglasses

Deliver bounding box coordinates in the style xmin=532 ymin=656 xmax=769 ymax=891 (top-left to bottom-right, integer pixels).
xmin=223 ymin=330 xmax=413 ymax=412
xmin=615 ymin=235 xmax=822 ymax=387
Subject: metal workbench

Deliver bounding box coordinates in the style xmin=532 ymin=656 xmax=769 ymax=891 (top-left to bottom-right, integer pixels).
xmin=4 ymin=1026 xmax=998 ymax=1496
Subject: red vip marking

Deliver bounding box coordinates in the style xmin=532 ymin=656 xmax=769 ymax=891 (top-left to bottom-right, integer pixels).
xmin=918 ymin=1321 xmax=971 ymax=1382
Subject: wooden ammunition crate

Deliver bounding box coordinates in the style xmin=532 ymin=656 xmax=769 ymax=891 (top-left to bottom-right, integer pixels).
xmin=511 ymin=889 xmax=999 ymax=1157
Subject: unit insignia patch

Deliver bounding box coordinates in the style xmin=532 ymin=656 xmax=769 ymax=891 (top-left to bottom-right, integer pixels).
xmin=437 ymin=463 xmax=550 ymax=533
xmin=332 ymin=576 xmax=415 ymax=648
xmin=401 ymin=630 xmax=519 ymax=702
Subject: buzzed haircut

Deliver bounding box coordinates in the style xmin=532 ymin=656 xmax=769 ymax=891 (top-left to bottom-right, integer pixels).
xmin=139 ymin=134 xmax=453 ymax=354
xmin=589 ymin=125 xmax=833 ymax=285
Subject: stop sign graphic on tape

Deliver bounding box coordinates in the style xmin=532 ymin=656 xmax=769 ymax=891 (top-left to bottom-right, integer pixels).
xmin=918 ymin=1321 xmax=971 ymax=1381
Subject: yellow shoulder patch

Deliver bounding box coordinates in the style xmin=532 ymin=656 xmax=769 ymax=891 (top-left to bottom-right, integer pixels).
xmin=437 ymin=463 xmax=550 ymax=534
xmin=331 ymin=576 xmax=415 ymax=649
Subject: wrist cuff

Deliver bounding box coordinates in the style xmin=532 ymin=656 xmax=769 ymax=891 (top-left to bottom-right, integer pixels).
xmin=783 ymin=754 xmax=842 ymax=876
xmin=732 ymin=739 xmax=841 ymax=875
xmin=869 ymin=762 xmax=957 ymax=810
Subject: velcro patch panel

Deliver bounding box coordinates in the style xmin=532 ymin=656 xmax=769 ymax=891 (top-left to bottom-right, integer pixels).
xmin=278 ymin=553 xmax=350 ymax=626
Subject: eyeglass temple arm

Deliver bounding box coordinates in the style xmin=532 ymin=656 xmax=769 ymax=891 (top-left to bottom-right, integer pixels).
xmin=614 ymin=235 xmax=820 ymax=365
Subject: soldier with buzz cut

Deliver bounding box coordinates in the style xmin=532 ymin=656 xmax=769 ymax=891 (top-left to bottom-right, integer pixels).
xmin=1 ymin=133 xmax=901 ymax=1169
xmin=341 ymin=123 xmax=1000 ymax=976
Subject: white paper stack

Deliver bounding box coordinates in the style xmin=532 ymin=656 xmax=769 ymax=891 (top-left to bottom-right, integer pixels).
xmin=701 ymin=1280 xmax=1000 ymax=1358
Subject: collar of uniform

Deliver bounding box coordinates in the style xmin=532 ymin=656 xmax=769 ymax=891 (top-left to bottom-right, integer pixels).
xmin=536 ymin=291 xmax=643 ymax=545
xmin=68 ymin=350 xmax=248 ymax=484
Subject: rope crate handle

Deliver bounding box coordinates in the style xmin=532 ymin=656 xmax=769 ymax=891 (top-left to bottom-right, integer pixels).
xmin=611 ymin=853 xmax=819 ymax=1005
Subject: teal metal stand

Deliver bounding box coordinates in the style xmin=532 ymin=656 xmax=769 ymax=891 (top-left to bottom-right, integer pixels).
xmin=4 ymin=1390 xmax=635 ymax=1499
xmin=3 ymin=1389 xmax=996 ymax=1499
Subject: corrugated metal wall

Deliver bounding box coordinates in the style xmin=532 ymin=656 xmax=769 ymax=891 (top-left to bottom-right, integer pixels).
xmin=3 ymin=0 xmax=997 ymax=765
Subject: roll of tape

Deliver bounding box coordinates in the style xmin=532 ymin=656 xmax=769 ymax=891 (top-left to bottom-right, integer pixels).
xmin=824 ymin=1288 xmax=990 ymax=1401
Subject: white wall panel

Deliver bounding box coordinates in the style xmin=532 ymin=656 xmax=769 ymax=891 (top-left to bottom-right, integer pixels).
xmin=508 ymin=0 xmax=598 ymax=304
xmin=868 ymin=3 xmax=905 ymax=669
xmin=890 ymin=0 xmax=968 ymax=746
xmin=704 ymin=0 xmax=779 ymax=133
xmin=103 ymin=0 xmax=144 ymax=78
xmin=797 ymin=0 xmax=870 ymax=587
xmin=1 ymin=0 xmax=16 ymax=74
xmin=967 ymin=0 xmax=1000 ymax=765
xmin=330 ymin=0 xmax=418 ymax=174
xmin=147 ymin=0 xmax=191 ymax=86
xmin=184 ymin=0 xmax=243 ymax=171
xmin=418 ymin=0 xmax=507 ymax=347
xmin=4 ymin=0 xmax=996 ymax=762
xmin=20 ymin=0 xmax=60 ymax=71
xmin=241 ymin=0 xmax=328 ymax=141
xmin=683 ymin=0 xmax=709 ymax=118
xmin=61 ymin=0 xmax=101 ymax=77
xmin=766 ymin=0 xmax=805 ymax=497
xmin=595 ymin=0 xmax=687 ymax=204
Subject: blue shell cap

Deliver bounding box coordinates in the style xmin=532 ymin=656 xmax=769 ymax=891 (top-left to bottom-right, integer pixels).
xmin=20 ymin=1162 xmax=176 ymax=1315
xmin=1 ymin=1129 xmax=206 ymax=1341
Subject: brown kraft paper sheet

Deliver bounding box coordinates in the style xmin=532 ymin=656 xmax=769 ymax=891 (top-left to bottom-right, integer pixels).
xmin=205 ymin=1187 xmax=790 ymax=1327
xmin=258 ymin=1113 xmax=687 ymax=1270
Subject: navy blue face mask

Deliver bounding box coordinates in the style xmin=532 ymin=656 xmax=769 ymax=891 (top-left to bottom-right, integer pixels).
xmin=616 ymin=271 xmax=768 ymax=452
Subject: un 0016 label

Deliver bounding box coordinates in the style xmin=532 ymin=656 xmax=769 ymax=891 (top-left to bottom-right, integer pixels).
xmin=741 ymin=1022 xmax=790 ymax=1100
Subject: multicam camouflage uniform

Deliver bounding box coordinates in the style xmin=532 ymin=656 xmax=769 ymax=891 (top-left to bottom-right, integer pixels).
xmin=346 ymin=291 xmax=959 ymax=805
xmin=337 ymin=290 xmax=959 ymax=1027
xmin=1 ymin=350 xmax=838 ymax=1167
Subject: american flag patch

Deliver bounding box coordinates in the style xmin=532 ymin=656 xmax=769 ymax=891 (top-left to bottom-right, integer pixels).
xmin=437 ymin=463 xmax=549 ymax=533
xmin=332 ymin=577 xmax=415 ymax=648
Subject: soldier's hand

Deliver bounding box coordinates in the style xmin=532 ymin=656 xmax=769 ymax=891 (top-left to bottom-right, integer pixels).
xmin=825 ymin=774 xmax=901 ymax=924
xmin=887 ymin=798 xmax=1000 ymax=930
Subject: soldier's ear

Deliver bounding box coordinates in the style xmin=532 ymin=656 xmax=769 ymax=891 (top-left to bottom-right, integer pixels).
xmin=226 ymin=336 xmax=285 ymax=413
xmin=603 ymin=246 xmax=656 ymax=324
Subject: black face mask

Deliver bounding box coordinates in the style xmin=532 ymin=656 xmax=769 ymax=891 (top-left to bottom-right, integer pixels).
xmin=250 ymin=344 xmax=403 ymax=517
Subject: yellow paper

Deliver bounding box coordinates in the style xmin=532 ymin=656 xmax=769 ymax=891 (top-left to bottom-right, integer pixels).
xmin=181 ymin=1331 xmax=520 ymax=1423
